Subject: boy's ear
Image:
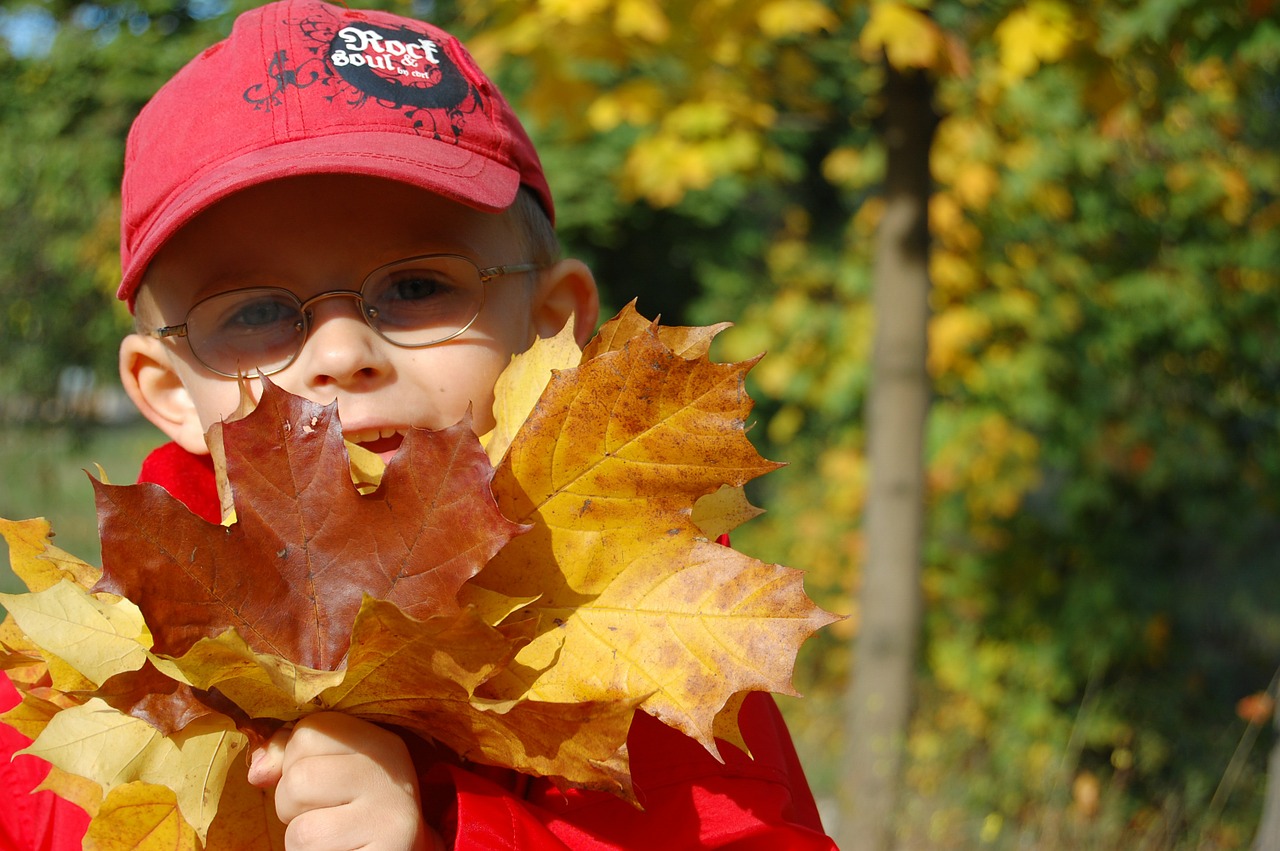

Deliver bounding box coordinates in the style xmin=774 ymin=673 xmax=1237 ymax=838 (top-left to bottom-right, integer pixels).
xmin=119 ymin=334 xmax=210 ymax=455
xmin=532 ymin=258 xmax=600 ymax=347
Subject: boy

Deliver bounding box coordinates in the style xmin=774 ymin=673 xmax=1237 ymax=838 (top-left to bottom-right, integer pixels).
xmin=0 ymin=2 xmax=836 ymax=848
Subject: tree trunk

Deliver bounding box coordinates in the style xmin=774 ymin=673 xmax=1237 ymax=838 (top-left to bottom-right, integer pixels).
xmin=838 ymin=63 xmax=938 ymax=851
xmin=1254 ymin=696 xmax=1280 ymax=851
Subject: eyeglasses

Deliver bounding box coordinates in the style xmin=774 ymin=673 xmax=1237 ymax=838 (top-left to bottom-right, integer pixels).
xmin=151 ymin=254 xmax=541 ymax=377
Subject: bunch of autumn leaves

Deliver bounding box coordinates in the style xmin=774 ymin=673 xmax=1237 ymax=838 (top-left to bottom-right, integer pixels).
xmin=0 ymin=306 xmax=839 ymax=849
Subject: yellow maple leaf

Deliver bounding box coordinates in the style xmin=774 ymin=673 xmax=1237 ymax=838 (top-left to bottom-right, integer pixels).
xmin=691 ymin=484 xmax=765 ymax=540
xmin=201 ymin=759 xmax=286 ymax=850
xmin=0 ymin=581 xmax=150 ymax=687
xmin=484 ymin=317 xmax=584 ymax=466
xmin=21 ymin=699 xmax=244 ymax=843
xmin=0 ymin=516 xmax=101 ymax=591
xmin=152 ymin=630 xmax=345 ymax=722
xmin=84 ymin=782 xmax=199 ymax=851
xmin=480 ymin=323 xmax=839 ymax=755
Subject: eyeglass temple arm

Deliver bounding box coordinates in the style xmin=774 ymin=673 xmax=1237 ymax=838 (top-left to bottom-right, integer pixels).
xmin=480 ymin=262 xmax=544 ymax=281
xmin=151 ymin=324 xmax=189 ymax=340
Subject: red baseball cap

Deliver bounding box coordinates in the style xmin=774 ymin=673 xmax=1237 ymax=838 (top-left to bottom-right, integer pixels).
xmin=118 ymin=0 xmax=552 ymax=307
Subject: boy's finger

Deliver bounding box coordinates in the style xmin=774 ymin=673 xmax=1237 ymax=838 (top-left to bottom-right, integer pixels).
xmin=246 ymin=727 xmax=290 ymax=787
xmin=286 ymin=711 xmax=401 ymax=759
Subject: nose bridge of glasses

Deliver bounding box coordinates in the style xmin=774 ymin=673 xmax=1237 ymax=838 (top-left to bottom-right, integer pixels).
xmin=298 ymin=288 xmax=377 ymax=329
xmin=299 ymin=288 xmax=368 ymax=314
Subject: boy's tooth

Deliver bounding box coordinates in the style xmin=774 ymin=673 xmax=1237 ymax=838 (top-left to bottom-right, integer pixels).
xmin=346 ymin=427 xmax=405 ymax=443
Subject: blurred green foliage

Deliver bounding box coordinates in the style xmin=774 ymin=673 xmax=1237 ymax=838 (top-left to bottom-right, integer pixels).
xmin=0 ymin=0 xmax=1277 ymax=846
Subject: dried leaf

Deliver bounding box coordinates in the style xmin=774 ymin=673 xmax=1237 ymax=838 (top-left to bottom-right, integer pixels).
xmin=84 ymin=782 xmax=199 ymax=851
xmin=484 ymin=318 xmax=583 ymax=465
xmin=0 ymin=581 xmax=150 ymax=687
xmin=202 ymin=759 xmax=286 ymax=850
xmin=93 ymin=379 xmax=525 ymax=670
xmin=93 ymin=662 xmax=220 ymax=736
xmin=2 ymin=688 xmax=63 ymax=740
xmin=0 ymin=517 xmax=101 ymax=592
xmin=155 ymin=629 xmax=344 ymax=722
xmin=711 ymin=691 xmax=751 ymax=756
xmin=22 ymin=698 xmax=244 ymax=842
xmin=34 ymin=763 xmax=103 ymax=817
xmin=582 ymin=299 xmax=730 ymax=360
xmin=482 ymin=325 xmax=838 ymax=754
xmin=320 ymin=597 xmax=638 ymax=795
xmin=692 ymin=485 xmax=766 ymax=539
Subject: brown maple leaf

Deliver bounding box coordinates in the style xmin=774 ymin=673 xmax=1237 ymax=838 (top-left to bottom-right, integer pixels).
xmin=92 ymin=379 xmax=526 ymax=670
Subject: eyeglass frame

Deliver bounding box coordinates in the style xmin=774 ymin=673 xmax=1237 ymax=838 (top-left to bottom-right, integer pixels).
xmin=149 ymin=253 xmax=544 ymax=378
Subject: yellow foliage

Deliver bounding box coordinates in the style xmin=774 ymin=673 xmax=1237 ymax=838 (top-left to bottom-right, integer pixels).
xmin=767 ymin=403 xmax=806 ymax=444
xmin=1214 ymin=162 xmax=1251 ymax=225
xmin=1007 ymin=243 xmax=1037 ymax=272
xmin=539 ymin=0 xmax=609 ymax=26
xmin=586 ymin=80 xmax=665 ymax=131
xmin=615 ymin=0 xmax=670 ymax=42
xmin=1165 ymin=161 xmax=1195 ymax=193
xmin=818 ymin=445 xmax=867 ymax=519
xmin=624 ymin=136 xmax=714 ymax=205
xmin=853 ymin=196 xmax=885 ymax=237
xmin=665 ymin=98 xmax=734 ymax=137
xmin=1003 ymin=139 xmax=1039 ymax=172
xmin=931 ymin=249 xmax=980 ymax=297
xmin=994 ymin=0 xmax=1075 ymax=85
xmin=1033 ymin=183 xmax=1075 ymax=220
xmin=758 ymin=0 xmax=839 ymax=38
xmin=932 ymin=117 xmax=992 ymax=183
xmin=953 ymin=162 xmax=1000 ymax=211
xmin=1185 ymin=56 xmax=1237 ymax=101
xmin=614 ymin=88 xmax=775 ymax=205
xmin=766 ymin=237 xmax=810 ymax=279
xmin=822 ymin=147 xmax=866 ymax=190
xmin=930 ymin=192 xmax=964 ymax=235
xmin=928 ymin=307 xmax=992 ymax=378
xmin=859 ymin=1 xmax=946 ymax=70
xmin=931 ymin=198 xmax=983 ymax=253
xmin=932 ymin=411 xmax=1041 ymax=521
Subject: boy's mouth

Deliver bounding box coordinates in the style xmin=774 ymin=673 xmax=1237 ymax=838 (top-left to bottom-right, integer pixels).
xmin=346 ymin=427 xmax=407 ymax=463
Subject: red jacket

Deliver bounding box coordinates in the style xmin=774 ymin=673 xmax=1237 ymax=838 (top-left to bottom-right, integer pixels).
xmin=0 ymin=442 xmax=834 ymax=849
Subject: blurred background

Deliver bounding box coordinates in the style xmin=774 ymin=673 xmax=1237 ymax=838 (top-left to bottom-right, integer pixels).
xmin=0 ymin=0 xmax=1277 ymax=847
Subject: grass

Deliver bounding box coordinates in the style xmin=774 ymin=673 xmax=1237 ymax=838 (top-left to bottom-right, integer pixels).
xmin=0 ymin=419 xmax=164 ymax=595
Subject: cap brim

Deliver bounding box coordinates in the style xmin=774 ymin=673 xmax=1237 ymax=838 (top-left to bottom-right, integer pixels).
xmin=119 ymin=131 xmax=521 ymax=305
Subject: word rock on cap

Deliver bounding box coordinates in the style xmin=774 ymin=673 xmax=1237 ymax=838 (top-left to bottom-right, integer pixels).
xmin=118 ymin=0 xmax=551 ymax=305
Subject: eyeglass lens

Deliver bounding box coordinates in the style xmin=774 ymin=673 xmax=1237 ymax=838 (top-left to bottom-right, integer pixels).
xmin=182 ymin=255 xmax=486 ymax=376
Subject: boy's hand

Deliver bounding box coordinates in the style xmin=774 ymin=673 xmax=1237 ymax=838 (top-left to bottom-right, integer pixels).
xmin=248 ymin=712 xmax=443 ymax=851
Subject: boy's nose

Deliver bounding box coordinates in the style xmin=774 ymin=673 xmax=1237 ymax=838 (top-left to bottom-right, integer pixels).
xmin=293 ymin=297 xmax=392 ymax=388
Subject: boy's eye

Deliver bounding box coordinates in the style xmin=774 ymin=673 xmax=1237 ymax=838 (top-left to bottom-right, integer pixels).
xmin=385 ymin=274 xmax=444 ymax=303
xmin=220 ymin=296 xmax=298 ymax=333
xmin=365 ymin=264 xmax=477 ymax=331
